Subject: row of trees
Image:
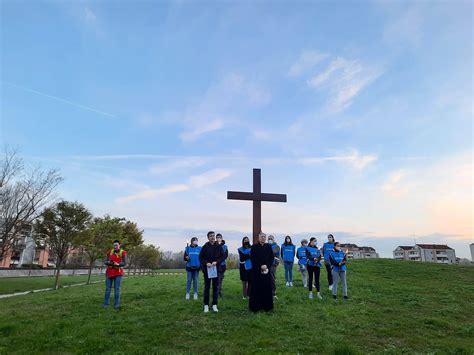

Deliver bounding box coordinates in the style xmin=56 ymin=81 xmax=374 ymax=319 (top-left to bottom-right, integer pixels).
xmin=1 ymin=147 xmax=162 ymax=289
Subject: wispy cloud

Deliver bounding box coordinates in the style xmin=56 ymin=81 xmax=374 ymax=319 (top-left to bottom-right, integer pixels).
xmin=382 ymin=169 xmax=410 ymax=197
xmin=149 ymin=157 xmax=207 ymax=175
xmin=116 ymin=168 xmax=232 ymax=204
xmin=84 ymin=6 xmax=97 ymax=23
xmin=69 ymin=151 xmax=378 ymax=171
xmin=179 ymin=119 xmax=225 ymax=142
xmin=288 ymin=50 xmax=328 ymax=77
xmin=1 ymin=81 xmax=116 ymax=118
xmin=297 ymin=149 xmax=378 ymax=170
xmin=154 ymin=73 xmax=271 ymax=142
xmin=307 ymin=57 xmax=382 ymax=113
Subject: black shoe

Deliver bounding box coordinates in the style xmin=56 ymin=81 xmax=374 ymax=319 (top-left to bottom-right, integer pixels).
xmin=343 ymin=296 xmax=348 ymax=301
xmin=218 ymin=292 xmax=223 ymax=298
xmin=333 ymin=295 xmax=338 ymax=301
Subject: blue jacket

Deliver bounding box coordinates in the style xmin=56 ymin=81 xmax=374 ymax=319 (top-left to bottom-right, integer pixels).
xmin=281 ymin=244 xmax=296 ymax=263
xmin=238 ymin=246 xmax=252 ymax=270
xmin=305 ymin=246 xmax=322 ymax=267
xmin=296 ymin=246 xmax=307 ymax=265
xmin=220 ymin=244 xmax=228 ymax=267
xmin=271 ymin=243 xmax=280 ymax=266
xmin=322 ymin=242 xmax=335 ymax=262
xmin=329 ymin=250 xmax=347 ymax=271
xmin=184 ymin=245 xmax=202 ymax=270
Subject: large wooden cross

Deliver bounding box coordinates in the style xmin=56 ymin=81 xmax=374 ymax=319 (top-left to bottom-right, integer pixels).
xmin=227 ymin=168 xmax=287 ymax=244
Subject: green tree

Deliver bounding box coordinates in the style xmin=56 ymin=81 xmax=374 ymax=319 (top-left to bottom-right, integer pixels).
xmin=130 ymin=244 xmax=162 ymax=274
xmin=34 ymin=201 xmax=92 ymax=289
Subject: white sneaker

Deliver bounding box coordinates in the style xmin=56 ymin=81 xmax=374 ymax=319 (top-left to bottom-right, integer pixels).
xmin=212 ymin=305 xmax=218 ymax=312
xmin=317 ymin=292 xmax=323 ymax=300
xmin=185 ymin=293 xmax=190 ymax=300
xmin=286 ymin=282 xmax=290 ymax=287
xmin=273 ymin=295 xmax=278 ymax=299
xmin=242 ymin=296 xmax=247 ymax=300
xmin=290 ymin=282 xmax=293 ymax=287
xmin=309 ymin=291 xmax=313 ymax=299
xmin=204 ymin=305 xmax=209 ymax=313
xmin=193 ymin=293 xmax=198 ymax=300
xmin=329 ymin=285 xmax=333 ymax=291
xmin=303 ymin=284 xmax=307 ymax=288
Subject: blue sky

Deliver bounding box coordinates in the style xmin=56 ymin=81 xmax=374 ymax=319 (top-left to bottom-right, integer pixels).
xmin=1 ymin=0 xmax=472 ymax=257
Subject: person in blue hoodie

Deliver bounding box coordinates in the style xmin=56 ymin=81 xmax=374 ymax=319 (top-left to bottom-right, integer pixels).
xmin=238 ymin=236 xmax=252 ymax=299
xmin=216 ymin=233 xmax=228 ymax=298
xmin=305 ymin=237 xmax=323 ymax=299
xmin=329 ymin=241 xmax=348 ymax=302
xmin=183 ymin=237 xmax=202 ymax=300
xmin=296 ymin=239 xmax=308 ymax=288
xmin=322 ymin=234 xmax=335 ymax=291
xmin=281 ymin=235 xmax=296 ymax=287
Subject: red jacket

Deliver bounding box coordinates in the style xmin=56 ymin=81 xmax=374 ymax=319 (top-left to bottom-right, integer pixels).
xmin=105 ymin=249 xmax=127 ymax=278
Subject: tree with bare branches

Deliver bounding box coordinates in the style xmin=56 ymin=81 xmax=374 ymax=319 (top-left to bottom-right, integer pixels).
xmin=0 ymin=147 xmax=63 ymax=263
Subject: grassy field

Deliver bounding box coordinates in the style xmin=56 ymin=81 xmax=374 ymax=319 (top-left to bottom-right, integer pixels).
xmin=0 ymin=270 xmax=184 ymax=295
xmin=0 ymin=259 xmax=472 ymax=354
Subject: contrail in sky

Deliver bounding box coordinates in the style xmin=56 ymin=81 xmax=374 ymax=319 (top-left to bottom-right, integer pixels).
xmin=1 ymin=81 xmax=116 ymax=118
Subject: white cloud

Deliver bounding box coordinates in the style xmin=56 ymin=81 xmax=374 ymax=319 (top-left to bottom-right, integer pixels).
xmin=307 ymin=57 xmax=382 ymax=113
xmin=84 ymin=6 xmax=97 ymax=23
xmin=116 ymin=168 xmax=232 ymax=204
xmin=149 ymin=157 xmax=207 ymax=175
xmin=179 ymin=119 xmax=225 ymax=142
xmin=154 ymin=73 xmax=271 ymax=143
xmin=298 ymin=149 xmax=378 ymax=171
xmin=382 ymin=169 xmax=411 ymax=197
xmin=288 ymin=50 xmax=328 ymax=77
xmin=223 ymin=73 xmax=272 ymax=106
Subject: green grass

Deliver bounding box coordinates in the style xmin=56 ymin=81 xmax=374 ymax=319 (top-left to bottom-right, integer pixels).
xmin=0 ymin=259 xmax=472 ymax=354
xmin=0 ymin=270 xmax=184 ymax=295
xmin=0 ymin=275 xmax=104 ymax=294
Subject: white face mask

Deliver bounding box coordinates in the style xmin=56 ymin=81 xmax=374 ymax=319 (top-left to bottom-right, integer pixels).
xmin=192 ymin=241 xmax=197 ymax=246
xmin=268 ymin=240 xmax=273 ymax=244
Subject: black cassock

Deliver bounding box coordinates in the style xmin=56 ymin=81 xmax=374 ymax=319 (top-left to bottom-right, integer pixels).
xmin=249 ymin=242 xmax=274 ymax=312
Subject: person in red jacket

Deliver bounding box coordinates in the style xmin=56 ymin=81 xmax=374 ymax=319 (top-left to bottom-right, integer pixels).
xmin=103 ymin=240 xmax=128 ymax=309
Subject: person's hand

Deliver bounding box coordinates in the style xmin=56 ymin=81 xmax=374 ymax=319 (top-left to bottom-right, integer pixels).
xmin=338 ymin=262 xmax=342 ymax=266
xmin=206 ymin=263 xmax=212 ymax=267
xmin=113 ymin=261 xmax=119 ymax=266
xmin=261 ymin=265 xmax=267 ymax=271
xmin=212 ymin=261 xmax=217 ymax=266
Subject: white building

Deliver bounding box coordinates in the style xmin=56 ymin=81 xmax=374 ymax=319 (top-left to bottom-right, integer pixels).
xmin=393 ymin=244 xmax=456 ymax=264
xmin=340 ymin=243 xmax=379 ymax=259
xmin=470 ymin=243 xmax=474 ymax=261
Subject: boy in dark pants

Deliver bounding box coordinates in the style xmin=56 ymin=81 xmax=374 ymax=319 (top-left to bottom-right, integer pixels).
xmin=199 ymin=231 xmax=225 ymax=313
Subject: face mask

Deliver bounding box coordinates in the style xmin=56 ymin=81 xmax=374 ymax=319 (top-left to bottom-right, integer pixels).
xmin=192 ymin=241 xmax=197 ymax=246
xmin=268 ymin=240 xmax=273 ymax=244
xmin=335 ymin=247 xmax=340 ymax=251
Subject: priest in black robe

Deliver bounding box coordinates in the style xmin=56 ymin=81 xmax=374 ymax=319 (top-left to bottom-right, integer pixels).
xmin=249 ymin=232 xmax=274 ymax=312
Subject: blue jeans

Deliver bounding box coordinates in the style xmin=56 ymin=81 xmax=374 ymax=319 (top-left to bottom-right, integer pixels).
xmin=186 ymin=270 xmax=199 ymax=294
xmin=284 ymin=261 xmax=294 ymax=282
xmin=104 ymin=276 xmax=122 ymax=308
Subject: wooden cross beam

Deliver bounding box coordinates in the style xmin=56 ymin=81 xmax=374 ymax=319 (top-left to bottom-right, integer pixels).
xmin=227 ymin=168 xmax=287 ymax=244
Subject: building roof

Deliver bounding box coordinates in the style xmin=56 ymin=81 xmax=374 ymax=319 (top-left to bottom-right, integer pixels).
xmin=415 ymin=244 xmax=453 ymax=250
xmin=340 ymin=243 xmax=377 ymax=252
xmin=340 ymin=243 xmax=358 ymax=249
xmin=397 ymin=246 xmax=413 ymax=250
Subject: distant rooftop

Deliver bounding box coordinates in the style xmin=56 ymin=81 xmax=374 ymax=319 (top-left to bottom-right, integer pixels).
xmin=416 ymin=244 xmax=453 ymax=250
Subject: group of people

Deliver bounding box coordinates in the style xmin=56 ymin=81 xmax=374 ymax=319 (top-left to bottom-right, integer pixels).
xmin=99 ymin=233 xmax=348 ymax=312
xmin=183 ymin=231 xmax=349 ymax=313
